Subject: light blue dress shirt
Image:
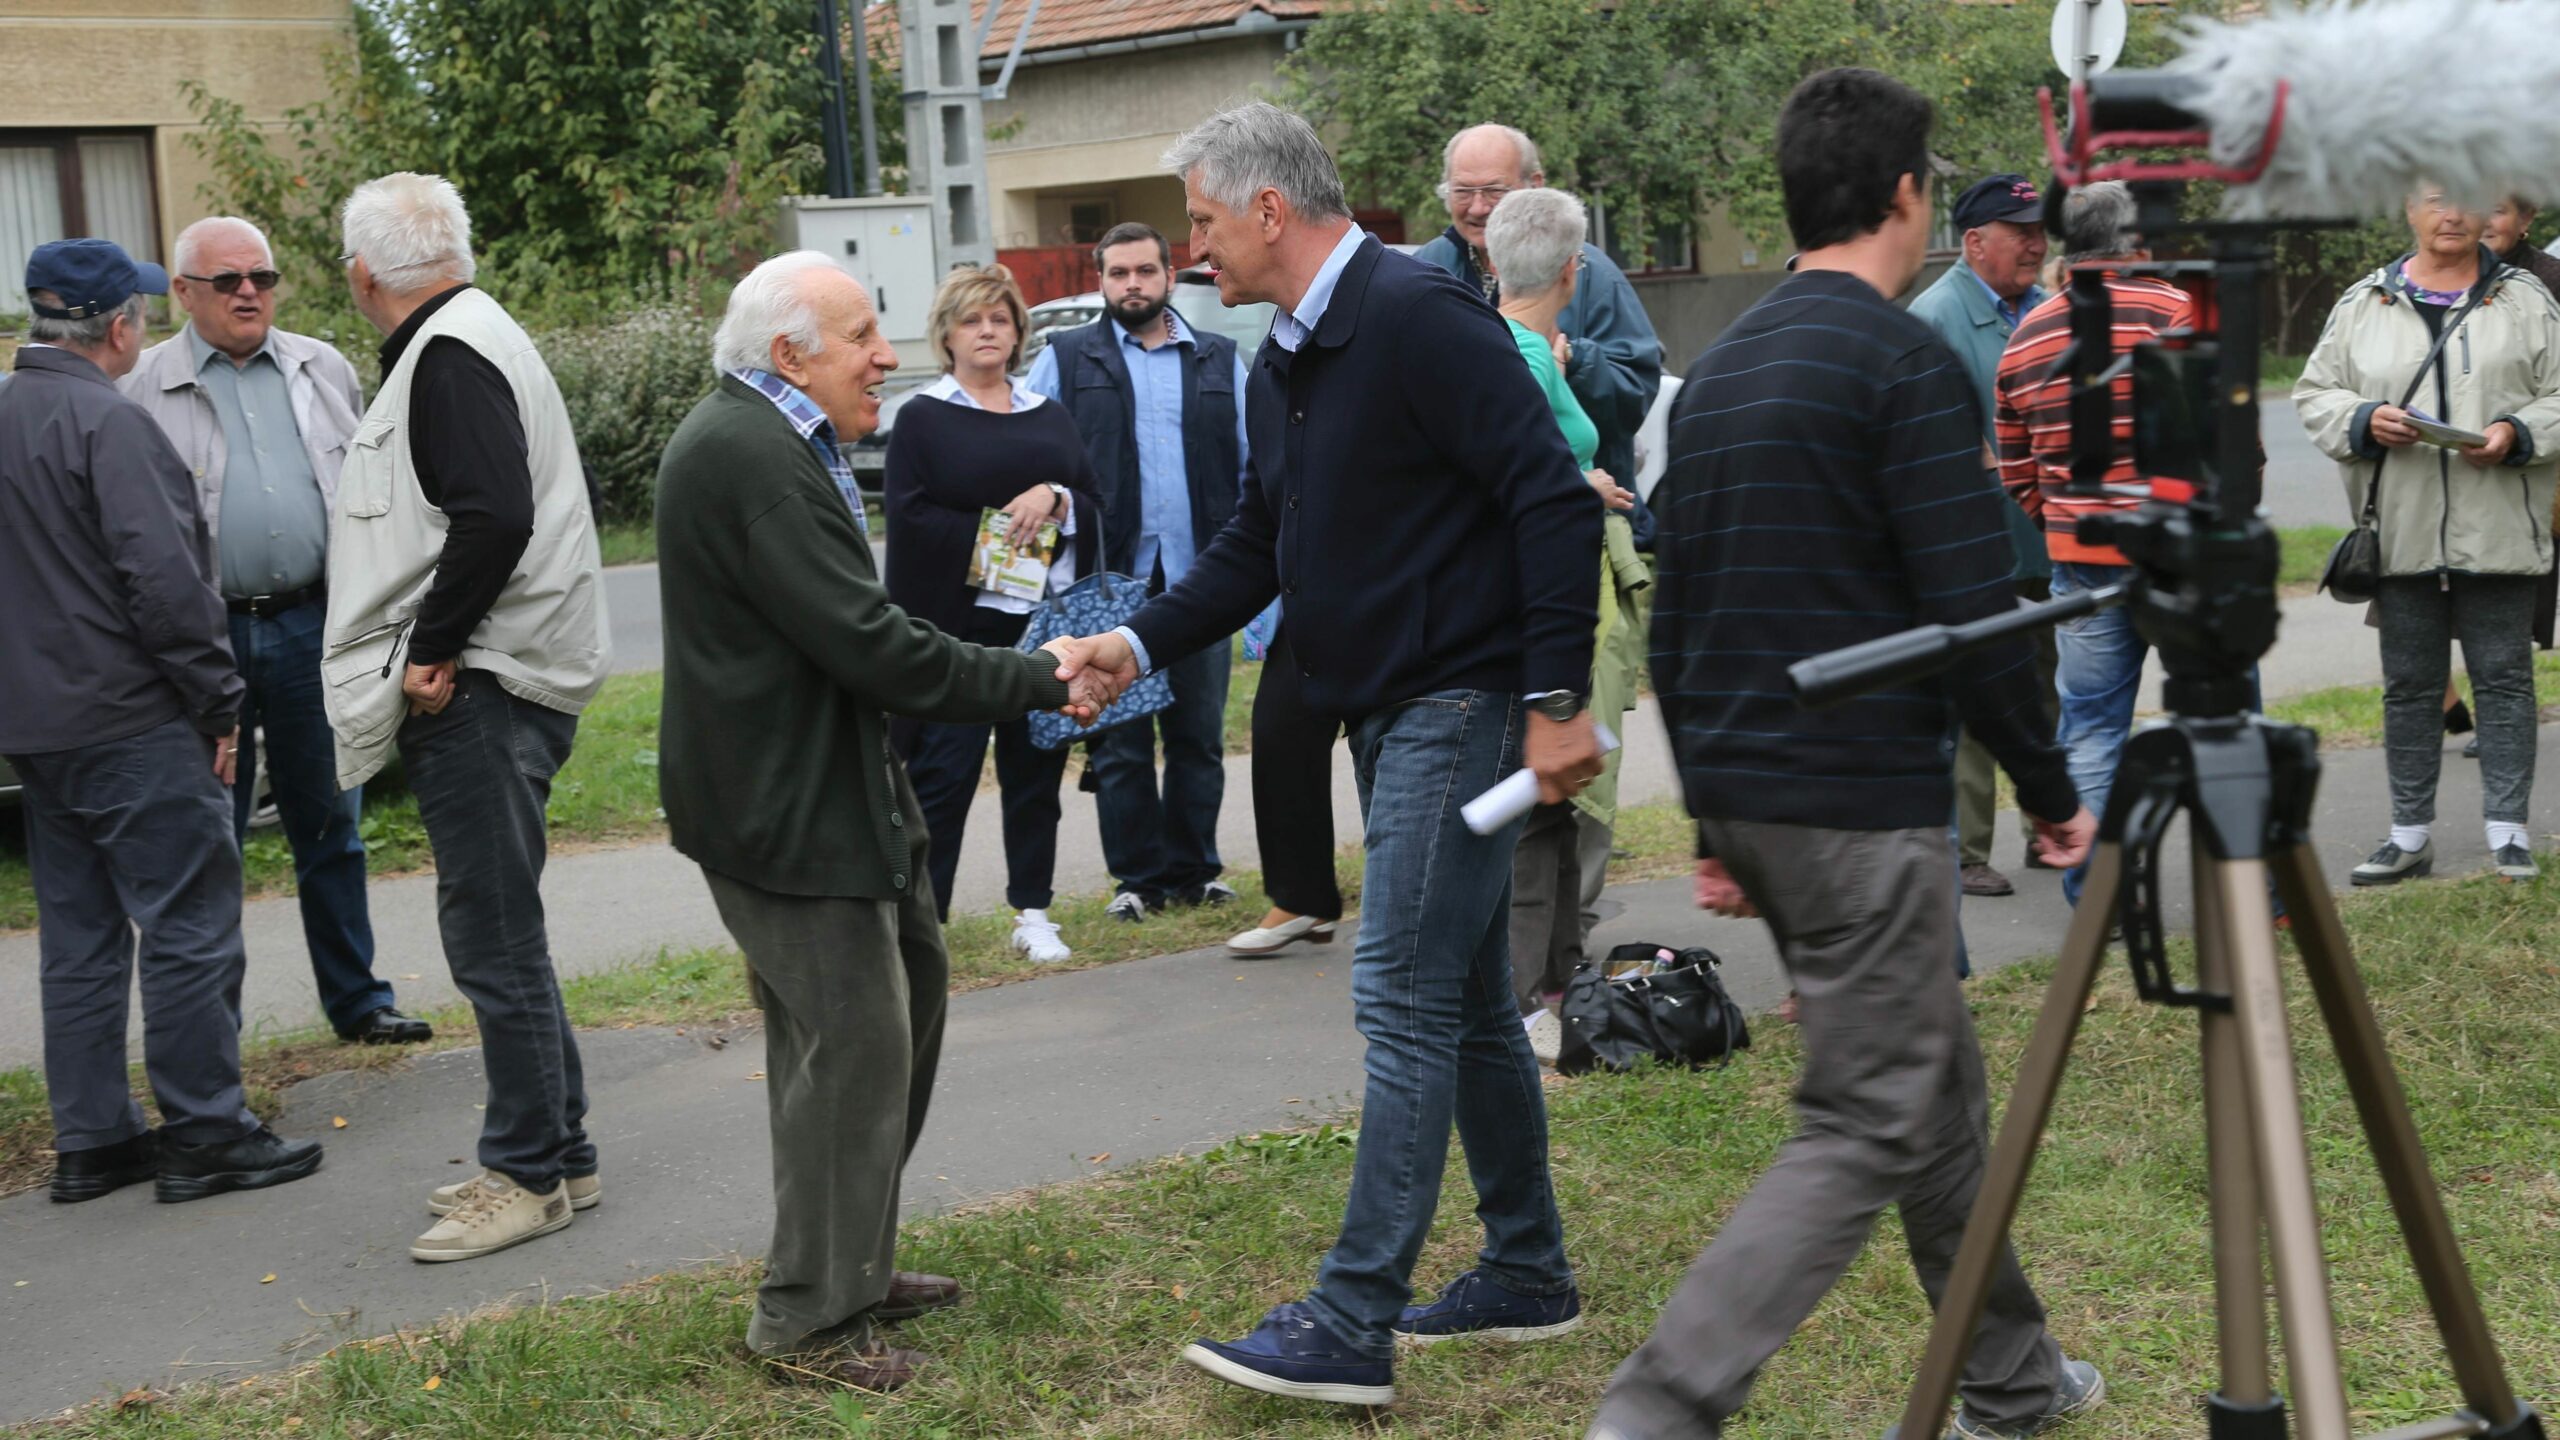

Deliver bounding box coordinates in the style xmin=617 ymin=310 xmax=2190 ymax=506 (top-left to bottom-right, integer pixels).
xmin=1026 ymin=308 xmax=1252 ymax=590
xmin=193 ymin=328 xmax=328 ymax=598
xmin=1962 ymin=263 xmax=2043 ymax=332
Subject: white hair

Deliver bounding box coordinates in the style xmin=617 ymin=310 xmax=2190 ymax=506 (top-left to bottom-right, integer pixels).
xmin=340 ymin=172 xmax=476 ymax=292
xmin=1436 ymin=123 xmax=1542 ymax=200
xmin=1484 ymin=188 xmax=1587 ymax=297
xmin=1161 ymin=102 xmax=1350 ymax=222
xmin=173 ymin=216 xmax=273 ymax=276
xmin=713 ymin=251 xmax=839 ymax=373
xmin=27 ymin=290 xmax=146 ymax=349
xmin=2061 ymin=181 xmax=2141 ymax=263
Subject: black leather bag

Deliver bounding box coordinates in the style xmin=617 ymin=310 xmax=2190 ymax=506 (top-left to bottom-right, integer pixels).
xmin=2320 ymin=279 xmax=2492 ymax=605
xmin=1556 ymin=943 xmax=1751 ymax=1075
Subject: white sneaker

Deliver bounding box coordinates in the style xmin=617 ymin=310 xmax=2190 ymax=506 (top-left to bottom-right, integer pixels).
xmin=410 ymin=1171 xmax=574 ymax=1262
xmin=1226 ymin=914 xmax=1337 ymax=957
xmin=1525 ymin=1008 xmax=1564 ymax=1067
xmin=1010 ymin=908 xmax=1071 ymax=964
xmin=429 ymin=1169 xmax=600 ymax=1216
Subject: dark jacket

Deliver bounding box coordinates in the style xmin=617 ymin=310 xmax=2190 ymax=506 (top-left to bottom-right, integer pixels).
xmin=881 ymin=392 xmax=1104 ymax=640
xmin=1127 ymin=236 xmax=1601 ymax=718
xmin=654 ymin=376 xmax=1072 ymax=900
xmin=0 ymin=345 xmax=241 ymax=755
xmin=1414 ymin=227 xmax=1664 ymax=514
xmin=2504 ymin=238 xmax=2560 ymax=297
xmin=1039 ymin=312 xmax=1243 ymax=575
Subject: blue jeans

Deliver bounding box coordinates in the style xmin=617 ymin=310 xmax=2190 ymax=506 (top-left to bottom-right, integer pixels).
xmin=1303 ymin=691 xmax=1575 ymax=1356
xmin=229 ymin=600 xmax=391 ymax=1032
xmin=399 ymin=672 xmax=595 ymax=1192
xmin=1092 ymin=635 xmax=1230 ymax=902
xmin=2051 ymin=561 xmax=2261 ymax=906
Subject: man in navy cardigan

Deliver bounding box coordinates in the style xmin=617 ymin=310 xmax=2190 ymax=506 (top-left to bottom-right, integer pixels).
xmin=1052 ymin=102 xmax=1605 ymax=1408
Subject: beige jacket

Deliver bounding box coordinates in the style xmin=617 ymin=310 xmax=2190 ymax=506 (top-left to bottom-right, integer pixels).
xmin=118 ymin=325 xmax=365 ymax=555
xmin=2296 ymin=254 xmax=2560 ymax=578
xmin=322 ymin=288 xmax=607 ymax=788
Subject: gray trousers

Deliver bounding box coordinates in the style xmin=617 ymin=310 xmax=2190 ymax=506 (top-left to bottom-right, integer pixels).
xmin=706 ymin=843 xmax=946 ymax=1357
xmin=14 ymin=716 xmax=258 ymax=1150
xmin=2378 ymin=574 xmax=2539 ymax=828
xmin=1956 ymin=629 xmax=2057 ymax=866
xmin=1593 ymin=820 xmax=2062 ymax=1439
xmin=1574 ymin=807 xmax=1614 ymax=945
xmin=1509 ymin=800 xmax=1583 ymax=1013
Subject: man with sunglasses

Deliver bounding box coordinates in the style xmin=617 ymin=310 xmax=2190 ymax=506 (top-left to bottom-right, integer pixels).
xmin=122 ymin=216 xmax=430 ymax=1047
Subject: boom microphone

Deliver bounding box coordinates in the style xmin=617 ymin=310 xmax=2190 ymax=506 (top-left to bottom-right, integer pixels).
xmin=2137 ymin=0 xmax=2560 ymax=220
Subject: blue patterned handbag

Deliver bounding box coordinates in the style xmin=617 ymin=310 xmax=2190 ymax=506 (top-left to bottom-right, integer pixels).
xmin=1016 ymin=571 xmax=1177 ymax=751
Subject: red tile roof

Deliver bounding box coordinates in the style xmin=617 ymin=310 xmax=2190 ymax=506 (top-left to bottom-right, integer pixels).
xmin=862 ymin=0 xmax=1325 ymax=65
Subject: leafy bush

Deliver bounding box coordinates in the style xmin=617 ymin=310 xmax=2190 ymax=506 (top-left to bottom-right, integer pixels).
xmin=537 ymin=307 xmax=717 ymax=526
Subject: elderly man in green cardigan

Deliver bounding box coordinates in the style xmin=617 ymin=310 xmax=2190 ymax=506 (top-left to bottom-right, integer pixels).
xmin=655 ymin=251 xmax=1098 ymax=1391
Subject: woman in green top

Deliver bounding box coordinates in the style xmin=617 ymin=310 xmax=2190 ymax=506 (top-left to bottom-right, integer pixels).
xmin=1485 ymin=187 xmax=1650 ymax=1062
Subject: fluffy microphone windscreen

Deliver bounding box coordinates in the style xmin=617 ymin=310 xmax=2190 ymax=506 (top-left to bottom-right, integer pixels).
xmin=2167 ymin=0 xmax=2560 ymax=221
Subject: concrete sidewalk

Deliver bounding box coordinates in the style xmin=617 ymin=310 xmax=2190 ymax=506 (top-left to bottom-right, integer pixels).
xmin=2 ymin=726 xmax=2552 ymax=1424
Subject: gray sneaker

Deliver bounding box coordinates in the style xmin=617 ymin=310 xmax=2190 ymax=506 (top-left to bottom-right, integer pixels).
xmin=2350 ymin=838 xmax=2432 ymax=886
xmin=2493 ymin=843 xmax=2538 ymax=881
xmin=1885 ymin=1357 xmax=2106 ymax=1440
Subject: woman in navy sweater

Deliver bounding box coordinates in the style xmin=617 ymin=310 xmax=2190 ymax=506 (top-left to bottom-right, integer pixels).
xmin=883 ymin=266 xmax=1104 ymax=963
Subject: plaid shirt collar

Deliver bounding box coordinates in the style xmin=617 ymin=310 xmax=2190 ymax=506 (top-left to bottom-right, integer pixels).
xmin=729 ymin=367 xmax=866 ymax=531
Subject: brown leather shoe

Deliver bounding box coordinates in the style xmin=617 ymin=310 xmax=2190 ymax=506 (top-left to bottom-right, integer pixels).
xmin=876 ymin=1270 xmax=964 ymax=1321
xmin=762 ymin=1338 xmax=923 ymax=1392
xmin=1960 ymin=863 xmax=2016 ymax=897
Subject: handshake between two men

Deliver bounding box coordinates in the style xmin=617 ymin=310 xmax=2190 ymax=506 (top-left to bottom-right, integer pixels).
xmin=1037 ymin=630 xmax=1611 ymax=806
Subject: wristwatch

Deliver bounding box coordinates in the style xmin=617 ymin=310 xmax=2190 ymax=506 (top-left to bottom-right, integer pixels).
xmin=1529 ymin=692 xmax=1586 ymax=723
xmin=1045 ymin=482 xmax=1069 ymax=516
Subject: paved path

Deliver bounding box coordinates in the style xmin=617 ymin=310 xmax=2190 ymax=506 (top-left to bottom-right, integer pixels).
xmin=9 ymin=724 xmax=2551 ymax=1424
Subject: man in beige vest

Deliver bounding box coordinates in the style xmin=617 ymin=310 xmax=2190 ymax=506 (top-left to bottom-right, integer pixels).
xmin=324 ymin=172 xmax=610 ymax=1263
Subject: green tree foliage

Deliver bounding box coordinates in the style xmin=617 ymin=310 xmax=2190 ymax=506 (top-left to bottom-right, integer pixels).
xmin=1283 ymin=0 xmax=2202 ymax=262
xmin=185 ymin=0 xmax=838 ymax=327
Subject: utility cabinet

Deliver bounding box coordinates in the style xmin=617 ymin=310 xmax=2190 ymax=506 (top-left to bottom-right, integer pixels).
xmin=778 ymin=195 xmax=940 ymax=369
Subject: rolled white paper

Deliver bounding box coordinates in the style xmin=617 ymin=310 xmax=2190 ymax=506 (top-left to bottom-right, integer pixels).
xmin=1462 ymin=722 xmax=1620 ymax=836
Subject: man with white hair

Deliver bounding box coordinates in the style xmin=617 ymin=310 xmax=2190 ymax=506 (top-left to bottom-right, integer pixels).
xmin=121 ymin=216 xmax=428 ymax=1048
xmin=326 ymin=172 xmax=610 ymax=1263
xmin=656 ymin=251 xmax=1094 ymax=1390
xmin=1050 ymin=101 xmax=1604 ymax=1410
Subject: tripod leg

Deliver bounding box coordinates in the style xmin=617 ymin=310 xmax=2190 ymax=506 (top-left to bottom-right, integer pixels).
xmin=1895 ymin=846 xmax=2122 ymax=1440
xmin=2272 ymin=844 xmax=2534 ymax=1430
xmin=2191 ymin=849 xmax=2287 ymax=1436
xmin=2208 ymin=859 xmax=2353 ymax=1439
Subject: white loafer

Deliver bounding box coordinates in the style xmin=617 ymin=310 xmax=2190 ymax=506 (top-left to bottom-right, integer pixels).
xmin=1226 ymin=915 xmax=1337 ymax=957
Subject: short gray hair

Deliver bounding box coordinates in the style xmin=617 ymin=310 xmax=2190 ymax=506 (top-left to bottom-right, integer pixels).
xmin=341 ymin=172 xmax=476 ymax=292
xmin=28 ymin=290 xmax=146 ymax=348
xmin=2061 ymin=181 xmax=2140 ymax=263
xmin=714 ymin=251 xmax=838 ymax=373
xmin=1483 ymin=188 xmax=1586 ymax=297
xmin=1162 ymin=102 xmax=1349 ymax=223
xmin=1436 ymin=123 xmax=1541 ymax=199
xmin=173 ymin=216 xmax=273 ymax=276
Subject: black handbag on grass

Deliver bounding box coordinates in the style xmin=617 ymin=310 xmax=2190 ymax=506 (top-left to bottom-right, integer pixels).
xmin=1556 ymin=942 xmax=1751 ymax=1075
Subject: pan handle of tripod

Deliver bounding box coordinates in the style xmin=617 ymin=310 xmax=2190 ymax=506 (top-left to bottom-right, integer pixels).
xmin=1789 ymin=584 xmax=2128 ymax=708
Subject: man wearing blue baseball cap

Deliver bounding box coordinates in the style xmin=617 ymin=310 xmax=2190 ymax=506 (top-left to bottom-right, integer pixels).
xmin=1906 ymin=174 xmax=2061 ymax=904
xmin=0 ymin=237 xmax=326 ymax=1206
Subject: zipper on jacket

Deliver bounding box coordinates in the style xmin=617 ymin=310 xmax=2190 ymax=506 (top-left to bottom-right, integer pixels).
xmin=378 ymin=616 xmax=416 ymax=678
xmin=2460 ymin=327 xmax=2471 ymax=375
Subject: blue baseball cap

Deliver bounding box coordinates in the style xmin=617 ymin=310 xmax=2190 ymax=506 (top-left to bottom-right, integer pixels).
xmin=24 ymin=238 xmax=168 ymax=320
xmin=1952 ymin=174 xmax=2044 ymax=232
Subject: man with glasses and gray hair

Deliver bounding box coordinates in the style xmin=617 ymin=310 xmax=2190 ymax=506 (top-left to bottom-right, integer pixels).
xmin=121 ymin=216 xmax=428 ymax=1050
xmin=1047 ymin=100 xmax=1605 ymax=1410
xmin=2 ymin=238 xmax=327 ymax=1206
xmin=327 ymin=172 xmax=609 ymax=1264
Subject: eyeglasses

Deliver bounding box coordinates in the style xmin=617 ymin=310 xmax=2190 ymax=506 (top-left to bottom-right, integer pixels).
xmin=1445 ymin=184 xmax=1516 ymax=208
xmin=181 ymin=270 xmax=281 ymax=295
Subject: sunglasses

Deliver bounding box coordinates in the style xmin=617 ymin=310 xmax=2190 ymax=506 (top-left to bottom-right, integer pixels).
xmin=181 ymin=269 xmax=282 ymax=295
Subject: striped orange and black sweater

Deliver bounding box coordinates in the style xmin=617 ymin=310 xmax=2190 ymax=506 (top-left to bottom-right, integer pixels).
xmin=1992 ymin=273 xmax=2197 ymax=566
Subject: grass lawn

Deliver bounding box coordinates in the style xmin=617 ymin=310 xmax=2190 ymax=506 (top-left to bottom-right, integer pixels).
xmin=22 ymin=865 xmax=2559 ymax=1438
xmin=0 ymin=798 xmax=1700 ymax=1203
xmin=2262 ymin=352 xmax=2310 ymax=394
xmin=2276 ymin=523 xmax=2346 ymax=590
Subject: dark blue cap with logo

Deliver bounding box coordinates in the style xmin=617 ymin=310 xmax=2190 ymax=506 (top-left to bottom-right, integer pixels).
xmin=24 ymin=238 xmax=169 ymax=320
xmin=1952 ymin=174 xmax=2043 ymax=232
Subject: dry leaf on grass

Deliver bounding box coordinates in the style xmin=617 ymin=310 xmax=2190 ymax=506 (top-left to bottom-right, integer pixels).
xmin=423 ymin=1375 xmax=442 ymax=1392
xmin=332 ymin=1117 xmax=348 ymax=1129
xmin=260 ymin=1274 xmax=276 ymax=1284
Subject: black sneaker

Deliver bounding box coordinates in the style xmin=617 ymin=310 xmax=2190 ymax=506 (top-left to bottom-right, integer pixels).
xmin=155 ymin=1126 xmax=324 ymax=1204
xmin=1181 ymin=880 xmax=1240 ymax=909
xmin=1105 ymin=891 xmax=1149 ymax=924
xmin=50 ymin=1131 xmax=159 ymax=1204
xmin=2463 ymin=735 xmax=2482 ymax=760
xmin=2493 ymin=843 xmax=2538 ymax=882
xmin=2349 ymin=839 xmax=2432 ymax=887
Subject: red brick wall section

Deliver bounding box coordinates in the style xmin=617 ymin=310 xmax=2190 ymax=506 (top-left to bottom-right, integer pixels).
xmin=998 ymin=243 xmax=1197 ymax=305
